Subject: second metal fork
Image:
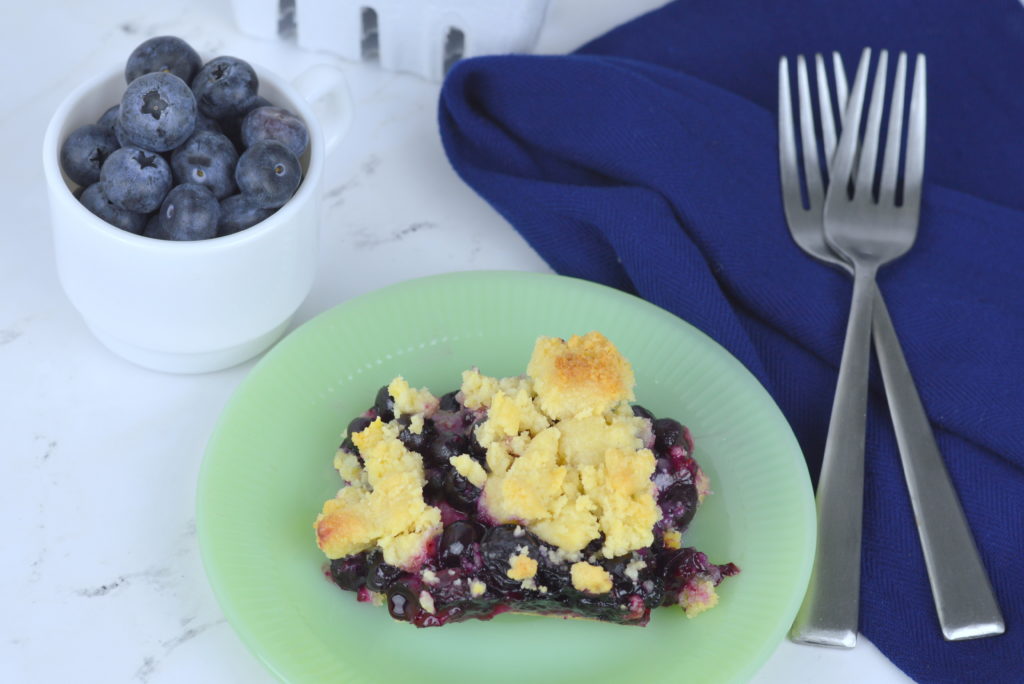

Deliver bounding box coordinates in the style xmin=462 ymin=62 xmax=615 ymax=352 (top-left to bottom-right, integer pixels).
xmin=779 ymin=49 xmax=1005 ymax=647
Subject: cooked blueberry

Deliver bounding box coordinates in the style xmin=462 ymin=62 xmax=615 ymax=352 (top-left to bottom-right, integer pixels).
xmin=125 ymin=36 xmax=202 ymax=84
xmin=329 ymin=553 xmax=368 ymax=591
xmin=439 ymin=520 xmax=483 ymax=568
xmin=422 ymin=468 xmax=447 ymax=504
xmin=191 ymin=56 xmax=259 ymax=119
xmin=653 ymin=418 xmax=684 ymax=452
xmin=425 ymin=434 xmax=467 ymax=469
xmin=339 ymin=416 xmax=372 ymax=451
xmin=373 ymin=385 xmax=395 ymax=422
xmin=466 ymin=433 xmax=487 ymax=464
xmin=347 ymin=416 xmax=372 ymax=439
xmin=79 ymin=183 xmax=147 ymax=234
xmin=581 ymin=534 xmax=605 ymax=559
xmin=438 ymin=391 xmax=460 ymax=412
xmin=658 ymin=547 xmax=711 ymax=594
xmin=443 ymin=469 xmax=481 ymax=513
xmin=97 ymin=105 xmax=120 ymax=132
xmin=118 ymin=71 xmax=197 ymax=152
xmin=241 ymin=106 xmax=309 ymax=158
xmin=365 ymin=550 xmax=402 ymax=591
xmin=217 ymin=194 xmax=274 ymax=236
xmin=632 ymin=404 xmax=655 ymax=421
xmin=235 ymin=140 xmax=301 ymax=209
xmin=152 ymin=183 xmax=219 ymax=241
xmin=659 ymin=480 xmax=698 ymax=529
xmin=481 ymin=524 xmax=539 ymax=589
xmin=99 ymin=146 xmax=172 ymax=213
xmin=170 ymin=130 xmax=238 ymax=199
xmin=397 ymin=415 xmax=436 ymax=454
xmin=60 ymin=124 xmax=119 ymax=187
xmin=386 ymin=583 xmax=421 ymax=622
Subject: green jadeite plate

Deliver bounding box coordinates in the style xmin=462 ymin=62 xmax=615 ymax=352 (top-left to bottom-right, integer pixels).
xmin=197 ymin=270 xmax=815 ymax=684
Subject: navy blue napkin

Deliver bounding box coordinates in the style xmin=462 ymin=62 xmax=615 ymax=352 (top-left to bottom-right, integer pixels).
xmin=438 ymin=1 xmax=1024 ymax=681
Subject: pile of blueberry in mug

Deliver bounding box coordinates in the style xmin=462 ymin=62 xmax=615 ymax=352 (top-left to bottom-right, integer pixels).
xmin=59 ymin=36 xmax=309 ymax=240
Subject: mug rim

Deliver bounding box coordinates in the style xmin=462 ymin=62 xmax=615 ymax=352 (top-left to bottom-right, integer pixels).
xmin=42 ymin=60 xmax=326 ymax=253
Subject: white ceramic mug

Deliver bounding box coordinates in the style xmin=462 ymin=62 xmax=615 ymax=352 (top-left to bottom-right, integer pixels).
xmin=42 ymin=62 xmax=351 ymax=374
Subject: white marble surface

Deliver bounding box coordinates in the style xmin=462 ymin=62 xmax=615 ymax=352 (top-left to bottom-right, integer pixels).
xmin=1 ymin=1 xmax=914 ymax=682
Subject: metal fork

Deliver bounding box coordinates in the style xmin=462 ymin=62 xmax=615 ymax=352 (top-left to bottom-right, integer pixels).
xmin=780 ymin=49 xmax=1005 ymax=647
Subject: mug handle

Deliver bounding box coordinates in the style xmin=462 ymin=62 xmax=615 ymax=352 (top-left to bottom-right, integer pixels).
xmin=292 ymin=64 xmax=353 ymax=154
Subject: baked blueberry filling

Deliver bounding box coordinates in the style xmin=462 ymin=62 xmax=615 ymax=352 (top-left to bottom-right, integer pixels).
xmin=324 ymin=385 xmax=737 ymax=627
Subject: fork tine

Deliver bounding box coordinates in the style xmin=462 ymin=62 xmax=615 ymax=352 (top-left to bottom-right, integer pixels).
xmin=831 ymin=48 xmax=871 ymax=194
xmin=878 ymin=52 xmax=908 ymax=205
xmin=901 ymin=54 xmax=927 ymax=213
xmin=796 ymin=55 xmax=824 ymax=208
xmin=815 ymin=54 xmax=838 ymax=163
xmin=854 ymin=50 xmax=889 ymax=198
xmin=778 ymin=57 xmax=803 ymax=208
xmin=833 ymin=52 xmax=849 ymax=124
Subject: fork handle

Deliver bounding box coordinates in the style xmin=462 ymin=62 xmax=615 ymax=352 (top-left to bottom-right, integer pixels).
xmin=871 ymin=287 xmax=1006 ymax=640
xmin=790 ymin=267 xmax=876 ymax=648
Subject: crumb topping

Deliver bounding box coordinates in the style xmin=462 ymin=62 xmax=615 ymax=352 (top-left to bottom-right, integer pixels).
xmin=421 ymin=569 xmax=439 ymax=585
xmin=624 ymin=558 xmax=647 ymax=582
xmin=570 ymin=561 xmax=613 ymax=594
xmin=506 ymin=549 xmax=538 ymax=581
xmin=333 ymin=450 xmax=365 ymax=485
xmin=467 ymin=333 xmax=657 ymax=557
xmin=527 ymin=332 xmax=635 ymax=420
xmin=681 ymin=577 xmax=719 ymax=618
xmin=663 ymin=529 xmax=682 ymax=550
xmin=469 ymin=580 xmax=486 ymax=597
xmin=419 ymin=591 xmax=436 ymax=615
xmin=314 ymin=418 xmax=441 ymax=568
xmin=450 ymin=454 xmax=487 ymax=488
xmin=387 ymin=376 xmax=437 ymax=416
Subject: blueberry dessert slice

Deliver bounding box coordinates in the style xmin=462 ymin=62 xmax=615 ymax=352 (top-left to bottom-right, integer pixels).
xmin=314 ymin=332 xmax=738 ymax=627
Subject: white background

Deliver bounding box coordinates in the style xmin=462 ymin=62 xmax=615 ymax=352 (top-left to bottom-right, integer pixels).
xmin=1 ymin=0 xmax=913 ymax=681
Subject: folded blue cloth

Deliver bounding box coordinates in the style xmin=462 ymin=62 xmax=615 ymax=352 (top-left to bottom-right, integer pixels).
xmin=438 ymin=1 xmax=1024 ymax=681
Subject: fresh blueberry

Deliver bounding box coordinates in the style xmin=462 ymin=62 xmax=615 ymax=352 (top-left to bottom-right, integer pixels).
xmin=329 ymin=553 xmax=368 ymax=591
xmin=658 ymin=481 xmax=698 ymax=529
xmin=373 ymin=385 xmax=395 ymax=422
xmin=144 ymin=213 xmax=161 ymax=237
xmin=79 ymin=183 xmax=147 ymax=234
xmin=118 ymin=72 xmax=197 ymax=152
xmin=631 ymin=404 xmax=655 ymax=421
xmin=193 ymin=112 xmax=223 ymax=135
xmin=425 ymin=434 xmax=467 ymax=469
xmin=241 ymin=106 xmax=309 ymax=159
xmin=217 ymin=194 xmax=274 ymax=236
xmin=439 ymin=520 xmax=484 ymax=568
xmin=96 ymin=105 xmax=120 ymax=132
xmin=99 ymin=146 xmax=172 ymax=213
xmin=438 ymin=391 xmax=460 ymax=412
xmin=191 ymin=56 xmax=259 ymax=120
xmin=125 ymin=36 xmax=202 ymax=85
xmin=153 ymin=183 xmax=220 ymax=241
xmin=443 ymin=469 xmax=481 ymax=513
xmin=652 ymin=418 xmax=684 ymax=453
xmin=235 ymin=140 xmax=301 ymax=209
xmin=170 ymin=130 xmax=238 ymax=199
xmin=365 ymin=550 xmax=402 ymax=592
xmin=386 ymin=583 xmax=421 ymax=622
xmin=60 ymin=124 xmax=119 ymax=187
xmin=397 ymin=415 xmax=436 ymax=454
